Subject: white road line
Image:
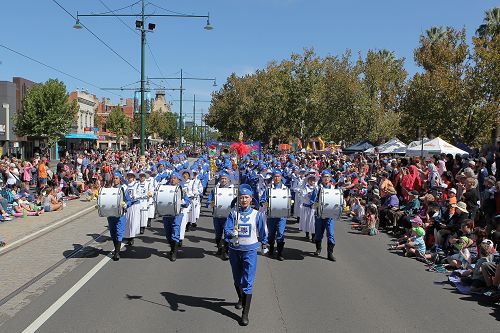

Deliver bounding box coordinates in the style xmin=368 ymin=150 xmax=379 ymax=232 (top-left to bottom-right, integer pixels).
xmin=0 ymin=206 xmax=95 ymax=253
xmin=22 ymin=246 xmax=119 ymax=333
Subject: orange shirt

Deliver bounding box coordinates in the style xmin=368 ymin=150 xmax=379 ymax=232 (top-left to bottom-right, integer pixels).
xmin=38 ymin=163 xmax=47 ymax=178
xmin=449 ymin=196 xmax=457 ymax=216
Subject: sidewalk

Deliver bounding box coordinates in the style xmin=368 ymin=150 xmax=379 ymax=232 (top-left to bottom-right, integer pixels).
xmin=0 ymin=200 xmax=95 ymax=247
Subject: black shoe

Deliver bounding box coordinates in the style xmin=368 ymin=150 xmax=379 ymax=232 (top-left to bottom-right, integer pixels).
xmin=191 ymin=223 xmax=197 ymax=231
xmin=311 ymin=234 xmax=315 ymax=243
xmin=127 ymin=238 xmax=134 ymax=246
xmin=112 ymin=241 xmax=121 ymax=261
xmin=178 ymin=240 xmax=183 ymax=248
xmin=147 ymin=219 xmax=152 ymax=228
xmin=185 ymin=223 xmax=191 ymax=232
xmin=235 ymin=285 xmax=243 ymax=309
xmin=216 ymin=241 xmax=222 ymax=255
xmin=170 ymin=241 xmax=178 ymax=262
xmin=268 ymin=242 xmax=275 ymax=257
xmin=140 ymin=227 xmax=145 ymax=235
xmin=305 ymin=232 xmax=310 ymax=240
xmin=314 ymin=241 xmax=322 ymax=256
xmin=221 ymin=242 xmax=229 ymax=261
xmin=240 ymin=294 xmax=252 ymax=326
xmin=327 ymin=243 xmax=336 ymax=261
xmin=277 ymin=242 xmax=285 ymax=261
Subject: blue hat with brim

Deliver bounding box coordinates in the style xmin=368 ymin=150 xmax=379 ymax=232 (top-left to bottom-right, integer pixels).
xmin=273 ymin=169 xmax=282 ymax=176
xmin=238 ymin=184 xmax=254 ymax=196
xmin=321 ymin=170 xmax=332 ymax=176
xmin=219 ymin=171 xmax=229 ymax=178
xmin=113 ymin=171 xmax=122 ymax=178
xmin=170 ymin=172 xmax=180 ymax=180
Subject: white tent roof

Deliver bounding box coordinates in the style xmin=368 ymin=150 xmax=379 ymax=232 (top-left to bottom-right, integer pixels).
xmin=365 ymin=138 xmax=407 ymax=154
xmin=405 ymin=137 xmax=468 ymax=157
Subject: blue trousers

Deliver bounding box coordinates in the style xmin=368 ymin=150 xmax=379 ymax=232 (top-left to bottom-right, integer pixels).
xmin=229 ymin=249 xmax=258 ymax=295
xmin=107 ymin=216 xmax=125 ymax=242
xmin=213 ymin=217 xmax=226 ymax=243
xmin=267 ymin=217 xmax=286 ymax=243
xmin=314 ymin=217 xmax=336 ymax=245
xmin=163 ymin=214 xmax=184 ymax=243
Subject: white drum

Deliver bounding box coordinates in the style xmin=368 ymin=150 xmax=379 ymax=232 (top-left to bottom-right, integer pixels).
xmin=318 ymin=187 xmax=343 ymax=219
xmin=268 ymin=187 xmax=292 ymax=218
xmin=214 ymin=187 xmax=237 ymax=218
xmin=97 ymin=187 xmax=124 ymax=217
xmin=155 ymin=184 xmax=182 ymax=217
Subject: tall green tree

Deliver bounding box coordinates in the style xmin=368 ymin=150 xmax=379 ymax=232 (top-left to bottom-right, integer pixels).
xmin=148 ymin=110 xmax=177 ymax=141
xmin=107 ymin=106 xmax=132 ymax=144
xmin=14 ymin=79 xmax=78 ymax=146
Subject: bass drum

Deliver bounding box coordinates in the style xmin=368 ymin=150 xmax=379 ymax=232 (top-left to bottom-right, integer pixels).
xmin=318 ymin=187 xmax=343 ymax=219
xmin=97 ymin=187 xmax=124 ymax=217
xmin=268 ymin=187 xmax=292 ymax=218
xmin=155 ymin=184 xmax=182 ymax=217
xmin=214 ymin=187 xmax=237 ymax=218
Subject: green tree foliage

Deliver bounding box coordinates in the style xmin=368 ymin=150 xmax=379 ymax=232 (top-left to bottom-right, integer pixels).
xmin=148 ymin=110 xmax=177 ymax=141
xmin=14 ymin=79 xmax=78 ymax=146
xmin=107 ymin=106 xmax=132 ymax=144
xmin=207 ymin=7 xmax=500 ymax=148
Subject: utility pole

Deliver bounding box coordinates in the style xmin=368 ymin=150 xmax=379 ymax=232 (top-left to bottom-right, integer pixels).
xmin=179 ymin=69 xmax=183 ymax=146
xmin=140 ymin=0 xmax=146 ymax=154
xmin=193 ymin=94 xmax=196 ymax=149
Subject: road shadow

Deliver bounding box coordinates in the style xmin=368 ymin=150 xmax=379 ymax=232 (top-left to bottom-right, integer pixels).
xmin=194 ymin=226 xmax=215 ymax=235
xmin=285 ymin=234 xmax=315 ymax=243
xmin=176 ymin=246 xmax=206 ymax=259
xmin=265 ymin=247 xmax=306 ymax=261
xmin=62 ymin=243 xmax=105 ymax=259
xmin=160 ymin=291 xmax=241 ymax=322
xmin=184 ymin=234 xmax=215 ymax=244
xmin=121 ymin=244 xmax=166 ymax=260
xmin=285 ymin=226 xmax=301 ymax=234
xmin=139 ymin=234 xmax=167 ymax=245
xmin=86 ymin=233 xmax=110 ymax=243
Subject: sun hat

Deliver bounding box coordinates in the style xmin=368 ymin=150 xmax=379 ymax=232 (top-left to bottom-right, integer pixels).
xmin=412 ymin=227 xmax=425 ymax=237
xmin=452 ymin=201 xmax=468 ymax=214
xmin=410 ymin=216 xmax=423 ymax=226
xmin=448 ymin=188 xmax=457 ymax=194
xmin=479 ymin=157 xmax=487 ymax=164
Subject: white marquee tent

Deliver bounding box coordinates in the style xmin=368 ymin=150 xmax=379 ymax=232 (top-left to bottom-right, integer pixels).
xmin=365 ymin=138 xmax=407 ymax=154
xmin=405 ymin=137 xmax=468 ymax=157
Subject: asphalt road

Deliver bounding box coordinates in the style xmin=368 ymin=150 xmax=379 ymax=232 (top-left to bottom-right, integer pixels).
xmin=2 ymin=197 xmax=499 ymax=332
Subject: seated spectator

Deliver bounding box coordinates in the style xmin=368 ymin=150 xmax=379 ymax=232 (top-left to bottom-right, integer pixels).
xmin=40 ymin=187 xmax=63 ymax=212
xmin=446 ymin=236 xmax=472 ymax=269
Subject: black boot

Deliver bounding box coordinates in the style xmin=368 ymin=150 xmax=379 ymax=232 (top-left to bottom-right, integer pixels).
xmin=240 ymin=293 xmax=252 ymax=326
xmin=216 ymin=240 xmax=222 ymax=255
xmin=178 ymin=240 xmax=183 ymax=248
xmin=305 ymin=232 xmax=310 ymax=240
xmin=235 ymin=285 xmax=243 ymax=309
xmin=268 ymin=241 xmax=275 ymax=257
xmin=311 ymin=234 xmax=315 ymax=243
xmin=185 ymin=223 xmax=191 ymax=232
xmin=327 ymin=243 xmax=336 ymax=261
xmin=191 ymin=222 xmax=197 ymax=231
xmin=147 ymin=218 xmax=151 ymax=228
xmin=140 ymin=227 xmax=145 ymax=234
xmin=314 ymin=241 xmax=322 ymax=256
xmin=221 ymin=241 xmax=229 ymax=261
xmin=127 ymin=238 xmax=134 ymax=246
xmin=277 ymin=242 xmax=285 ymax=261
xmin=112 ymin=241 xmax=121 ymax=261
xmin=170 ymin=241 xmax=178 ymax=262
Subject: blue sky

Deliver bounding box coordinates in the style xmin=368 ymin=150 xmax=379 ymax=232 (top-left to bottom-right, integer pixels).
xmin=0 ymin=0 xmax=497 ymax=124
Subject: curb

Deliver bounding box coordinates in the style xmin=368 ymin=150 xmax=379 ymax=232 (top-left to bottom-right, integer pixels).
xmin=0 ymin=205 xmax=96 ymax=256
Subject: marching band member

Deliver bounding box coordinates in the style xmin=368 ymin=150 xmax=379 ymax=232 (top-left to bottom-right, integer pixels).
xmin=145 ymin=170 xmax=157 ymax=227
xmin=206 ymin=170 xmax=234 ymax=260
xmin=106 ymin=171 xmax=129 ymax=261
xmin=292 ymin=168 xmax=306 ymax=223
xmin=188 ymin=167 xmax=204 ymax=230
xmin=162 ymin=172 xmax=190 ymax=261
xmin=123 ymin=171 xmax=141 ymax=246
xmin=300 ymin=172 xmax=318 ymax=241
xmin=137 ymin=171 xmax=151 ymax=235
xmin=224 ymin=184 xmax=268 ymax=326
xmin=311 ymin=170 xmax=337 ymax=261
xmin=266 ymin=169 xmax=288 ymax=261
xmin=179 ymin=170 xmax=193 ymax=242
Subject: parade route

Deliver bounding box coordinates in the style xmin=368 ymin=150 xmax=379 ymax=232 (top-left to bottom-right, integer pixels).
xmin=1 ymin=201 xmax=498 ymax=333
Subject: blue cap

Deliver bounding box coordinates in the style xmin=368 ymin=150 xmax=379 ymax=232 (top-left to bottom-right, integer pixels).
xmin=219 ymin=171 xmax=229 ymax=178
xmin=273 ymin=169 xmax=282 ymax=176
xmin=157 ymin=160 xmax=167 ymax=166
xmin=238 ymin=184 xmax=254 ymax=196
xmin=170 ymin=172 xmax=180 ymax=180
xmin=113 ymin=171 xmax=122 ymax=178
xmin=351 ymin=172 xmax=358 ymax=178
xmin=321 ymin=170 xmax=332 ymax=176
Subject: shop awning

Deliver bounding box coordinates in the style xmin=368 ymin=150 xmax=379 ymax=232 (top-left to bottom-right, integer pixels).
xmin=65 ymin=133 xmax=97 ymax=140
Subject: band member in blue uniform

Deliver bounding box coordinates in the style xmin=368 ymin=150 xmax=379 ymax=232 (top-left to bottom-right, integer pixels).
xmin=267 ymin=170 xmax=288 ymax=261
xmin=206 ymin=170 xmax=234 ymax=260
xmin=311 ymin=170 xmax=337 ymax=261
xmin=224 ymin=184 xmax=268 ymax=326
xmin=107 ymin=172 xmax=130 ymax=261
xmin=162 ymin=172 xmax=190 ymax=262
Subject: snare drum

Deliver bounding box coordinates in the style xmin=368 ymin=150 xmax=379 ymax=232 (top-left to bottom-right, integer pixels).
xmin=97 ymin=187 xmax=124 ymax=217
xmin=214 ymin=186 xmax=237 ymax=218
xmin=155 ymin=184 xmax=182 ymax=216
xmin=317 ymin=187 xmax=343 ymax=219
xmin=268 ymin=187 xmax=292 ymax=218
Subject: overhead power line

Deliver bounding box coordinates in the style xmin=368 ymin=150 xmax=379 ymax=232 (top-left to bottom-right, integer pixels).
xmin=51 ymin=0 xmax=140 ymax=73
xmin=0 ymin=43 xmax=122 ymax=97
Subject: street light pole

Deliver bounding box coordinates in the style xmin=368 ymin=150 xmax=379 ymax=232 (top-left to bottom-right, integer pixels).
xmin=140 ymin=0 xmax=146 ymax=155
xmin=179 ymin=69 xmax=183 ymax=146
xmin=193 ymin=94 xmax=196 ymax=148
